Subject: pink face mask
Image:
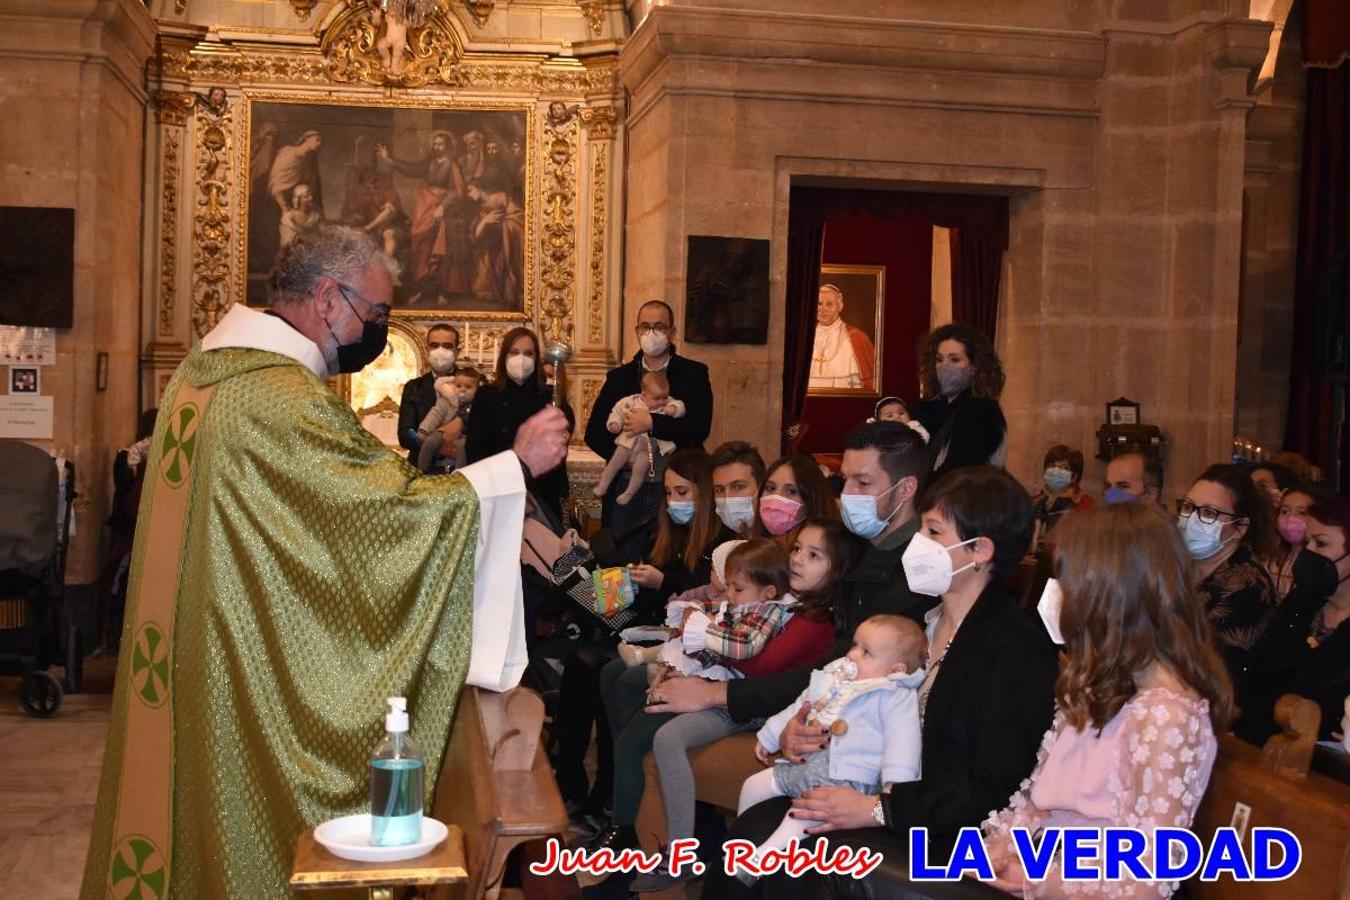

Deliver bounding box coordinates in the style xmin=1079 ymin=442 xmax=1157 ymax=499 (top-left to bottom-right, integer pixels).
xmin=758 ymin=494 xmax=805 ymax=536
xmin=1277 ymin=514 xmax=1307 ymax=546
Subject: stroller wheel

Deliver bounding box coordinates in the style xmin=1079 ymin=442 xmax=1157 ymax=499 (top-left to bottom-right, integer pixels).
xmin=21 ymin=671 xmax=62 ymax=718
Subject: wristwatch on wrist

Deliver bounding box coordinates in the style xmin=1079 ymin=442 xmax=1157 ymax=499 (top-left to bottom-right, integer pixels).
xmin=518 ymin=455 xmax=533 ymax=481
xmin=871 ymin=797 xmax=887 ymax=827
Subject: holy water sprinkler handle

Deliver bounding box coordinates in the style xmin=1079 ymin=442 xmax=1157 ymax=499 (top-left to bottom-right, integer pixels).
xmin=545 ymin=342 xmax=572 ymax=408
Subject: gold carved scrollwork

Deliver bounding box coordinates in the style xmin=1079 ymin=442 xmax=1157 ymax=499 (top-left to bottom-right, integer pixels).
xmin=323 ymin=1 xmax=463 ymax=88
xmin=463 ymin=0 xmax=495 ymax=27
xmin=578 ymin=1 xmax=604 ymax=35
xmin=579 ymin=104 xmax=617 ymax=140
xmin=587 ymin=142 xmax=607 ymax=346
xmin=156 ymin=42 xmax=617 ymax=95
xmin=192 ymin=103 xmax=232 ymax=337
xmin=580 ymin=378 xmax=601 ymax=441
xmin=159 ymin=130 xmax=181 ymax=338
xmin=290 ymin=0 xmax=318 ymax=18
xmin=154 ymin=90 xmax=197 ymax=127
xmin=540 ymin=105 xmax=579 ymax=347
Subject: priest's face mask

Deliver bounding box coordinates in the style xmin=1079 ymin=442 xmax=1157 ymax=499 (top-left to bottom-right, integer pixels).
xmin=317 ymin=268 xmax=392 ymax=377
xmin=817 ymin=286 xmax=844 ymax=326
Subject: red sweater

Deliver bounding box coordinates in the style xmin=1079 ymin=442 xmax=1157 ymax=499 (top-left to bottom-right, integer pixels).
xmin=732 ymin=613 xmax=836 ymax=679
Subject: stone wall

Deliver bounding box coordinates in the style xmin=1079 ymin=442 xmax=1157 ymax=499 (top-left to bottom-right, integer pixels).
xmin=0 ymin=0 xmax=155 ymax=582
xmin=620 ymin=0 xmax=1272 ymax=500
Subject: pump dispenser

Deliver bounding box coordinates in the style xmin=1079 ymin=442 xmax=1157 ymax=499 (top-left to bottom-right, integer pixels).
xmin=370 ymin=696 xmax=424 ymax=846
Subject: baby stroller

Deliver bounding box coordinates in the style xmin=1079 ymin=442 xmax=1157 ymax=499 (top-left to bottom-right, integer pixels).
xmin=0 ymin=440 xmax=77 ymax=717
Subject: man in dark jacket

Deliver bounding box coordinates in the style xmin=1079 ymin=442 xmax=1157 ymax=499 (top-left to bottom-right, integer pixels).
xmin=396 ymin=322 xmax=459 ymax=458
xmin=646 ymin=422 xmax=932 ymax=722
xmin=583 ymin=300 xmax=713 ymax=535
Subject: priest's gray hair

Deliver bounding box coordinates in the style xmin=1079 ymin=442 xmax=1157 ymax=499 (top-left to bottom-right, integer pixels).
xmin=268 ymin=226 xmax=400 ymax=307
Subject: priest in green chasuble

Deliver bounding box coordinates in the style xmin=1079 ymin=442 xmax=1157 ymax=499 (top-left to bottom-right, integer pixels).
xmin=82 ymin=227 xmax=570 ymax=899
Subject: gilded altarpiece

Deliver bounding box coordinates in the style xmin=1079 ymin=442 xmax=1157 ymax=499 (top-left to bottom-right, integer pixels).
xmin=141 ymin=0 xmax=625 ymax=453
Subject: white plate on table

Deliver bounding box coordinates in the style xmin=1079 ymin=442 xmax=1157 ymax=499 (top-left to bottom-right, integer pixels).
xmin=313 ymin=814 xmax=448 ymax=863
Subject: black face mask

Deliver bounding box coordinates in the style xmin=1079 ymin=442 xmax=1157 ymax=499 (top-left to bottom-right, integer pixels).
xmin=1292 ymin=547 xmax=1350 ymax=599
xmin=329 ymin=289 xmax=389 ymax=374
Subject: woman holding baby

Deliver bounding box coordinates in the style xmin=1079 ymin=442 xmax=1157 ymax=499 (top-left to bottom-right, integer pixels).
xmin=709 ymin=474 xmax=1231 ymax=899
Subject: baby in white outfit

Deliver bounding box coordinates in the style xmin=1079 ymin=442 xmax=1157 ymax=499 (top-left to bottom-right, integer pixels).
xmin=593 ymin=370 xmax=686 ymax=504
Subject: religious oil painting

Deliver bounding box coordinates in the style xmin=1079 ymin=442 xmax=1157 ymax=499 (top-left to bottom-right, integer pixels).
xmin=243 ymin=97 xmax=531 ymax=319
xmin=683 ymin=236 xmax=771 ymax=345
xmin=807 ymin=264 xmax=884 ymax=396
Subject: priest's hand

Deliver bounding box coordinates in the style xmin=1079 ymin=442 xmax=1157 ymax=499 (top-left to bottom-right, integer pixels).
xmin=514 ymin=406 xmax=569 ymax=478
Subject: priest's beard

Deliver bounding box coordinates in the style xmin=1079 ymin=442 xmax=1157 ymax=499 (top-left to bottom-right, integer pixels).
xmin=317 ymin=330 xmax=341 ymax=379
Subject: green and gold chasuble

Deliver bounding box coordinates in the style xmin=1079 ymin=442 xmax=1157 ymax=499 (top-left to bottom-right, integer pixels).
xmin=83 ymin=345 xmax=489 ymax=899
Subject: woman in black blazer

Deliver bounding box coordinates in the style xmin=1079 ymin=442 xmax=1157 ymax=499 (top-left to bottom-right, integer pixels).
xmin=911 ymin=324 xmax=1008 ymax=480
xmin=465 ymin=326 xmax=573 ymax=523
xmin=702 ymin=467 xmax=1057 ymax=900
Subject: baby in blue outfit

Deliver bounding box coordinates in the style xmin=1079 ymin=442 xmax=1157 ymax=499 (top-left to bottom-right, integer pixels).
xmin=737 ymin=615 xmax=927 ymax=869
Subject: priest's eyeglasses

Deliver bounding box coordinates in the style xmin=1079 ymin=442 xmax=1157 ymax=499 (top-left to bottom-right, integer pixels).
xmin=636 ymin=324 xmax=671 ymax=336
xmin=337 ymin=283 xmax=391 ymax=326
xmin=1175 ymin=499 xmax=1239 ymax=524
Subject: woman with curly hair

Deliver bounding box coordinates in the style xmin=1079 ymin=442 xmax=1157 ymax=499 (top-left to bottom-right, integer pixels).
xmin=910 ymin=323 xmax=1008 ymax=479
xmin=984 ymin=502 xmax=1233 ymax=897
xmin=1179 ymin=463 xmax=1280 ymax=691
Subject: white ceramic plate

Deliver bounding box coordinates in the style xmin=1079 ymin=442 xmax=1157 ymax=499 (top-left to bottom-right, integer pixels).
xmin=314 ymin=813 xmax=448 ymax=863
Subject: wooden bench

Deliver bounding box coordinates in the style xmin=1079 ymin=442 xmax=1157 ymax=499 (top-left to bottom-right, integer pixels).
xmin=1191 ymin=695 xmax=1350 ymax=898
xmin=429 ymin=686 xmax=569 ymax=900
xmin=633 ymin=732 xmax=763 ymax=900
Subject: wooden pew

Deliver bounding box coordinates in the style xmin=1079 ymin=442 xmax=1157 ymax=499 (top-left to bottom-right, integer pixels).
xmin=1191 ymin=696 xmax=1350 ymax=898
xmin=429 ymin=686 xmax=569 ymax=900
xmin=633 ymin=733 xmax=763 ymax=900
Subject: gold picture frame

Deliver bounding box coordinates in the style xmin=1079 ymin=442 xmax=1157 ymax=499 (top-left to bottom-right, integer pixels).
xmin=237 ymin=91 xmax=535 ymax=323
xmin=807 ymin=264 xmax=885 ymax=397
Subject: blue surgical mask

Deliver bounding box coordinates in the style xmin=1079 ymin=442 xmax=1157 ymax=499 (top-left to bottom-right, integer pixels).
xmin=1043 ymin=468 xmax=1073 ymax=494
xmin=716 ymin=496 xmax=756 ymax=533
xmin=840 ymin=482 xmax=903 ymax=540
xmin=1104 ymin=486 xmax=1138 ymax=505
xmin=1179 ymin=514 xmax=1232 ymax=560
xmin=667 ymin=500 xmax=695 ymax=525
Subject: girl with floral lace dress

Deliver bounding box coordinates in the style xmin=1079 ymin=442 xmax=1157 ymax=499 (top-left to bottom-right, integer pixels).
xmin=985 ymin=502 xmax=1234 ymax=898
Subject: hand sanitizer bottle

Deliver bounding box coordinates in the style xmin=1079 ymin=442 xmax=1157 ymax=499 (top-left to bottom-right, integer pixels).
xmin=370 ymin=697 xmax=424 ymax=846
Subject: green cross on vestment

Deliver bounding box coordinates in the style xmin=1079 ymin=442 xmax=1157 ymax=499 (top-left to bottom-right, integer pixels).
xmin=109 ymin=834 xmax=166 ymax=900
xmin=131 ymin=622 xmax=170 ymax=708
xmin=160 ymin=401 xmax=200 ymax=487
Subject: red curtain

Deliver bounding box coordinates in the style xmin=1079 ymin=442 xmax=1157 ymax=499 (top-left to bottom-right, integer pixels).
xmin=1284 ymin=36 xmax=1350 ymax=489
xmin=781 ymin=187 xmax=1009 ymax=453
xmin=1304 ymin=0 xmax=1350 ymax=69
xmin=949 ymin=228 xmax=1003 ymax=342
xmin=782 ymin=191 xmax=826 ymax=452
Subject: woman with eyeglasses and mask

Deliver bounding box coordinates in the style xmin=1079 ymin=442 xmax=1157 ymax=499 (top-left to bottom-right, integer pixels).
xmin=1179 ymin=464 xmax=1279 ymax=690
xmin=1029 ymin=444 xmax=1095 ymax=546
xmin=465 ymin=326 xmax=574 ymax=523
xmin=1236 ymin=494 xmax=1350 ymax=745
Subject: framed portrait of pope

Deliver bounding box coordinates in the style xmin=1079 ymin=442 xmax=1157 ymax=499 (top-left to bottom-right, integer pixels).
xmin=807 ymin=264 xmax=884 ymax=396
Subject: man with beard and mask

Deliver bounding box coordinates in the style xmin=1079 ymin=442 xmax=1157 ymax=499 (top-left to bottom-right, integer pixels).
xmin=584 ymin=300 xmax=713 ymax=546
xmin=397 ymin=321 xmax=461 ymax=459
xmin=81 ymin=227 xmax=569 ymax=900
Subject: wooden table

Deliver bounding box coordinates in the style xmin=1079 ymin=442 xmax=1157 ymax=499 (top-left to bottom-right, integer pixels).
xmin=289 ymin=824 xmax=468 ymax=900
